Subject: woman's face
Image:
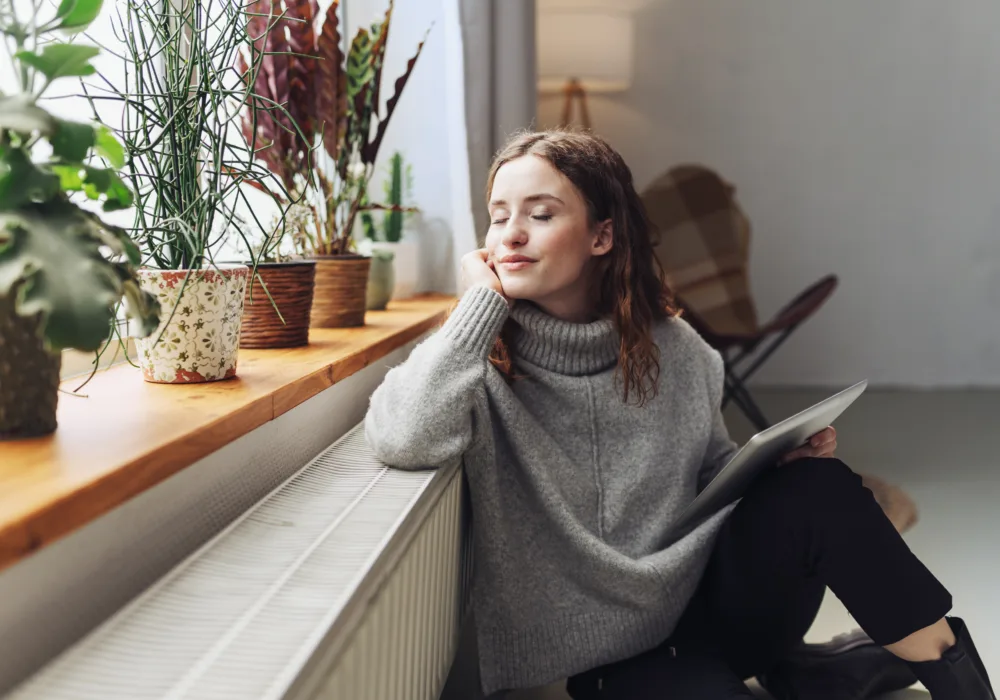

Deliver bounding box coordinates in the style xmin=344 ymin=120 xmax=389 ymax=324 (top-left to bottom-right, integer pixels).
xmin=486 ymin=155 xmax=613 ymax=322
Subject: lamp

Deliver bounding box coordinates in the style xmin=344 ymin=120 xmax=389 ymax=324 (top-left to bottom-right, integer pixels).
xmin=537 ymin=9 xmax=634 ymax=129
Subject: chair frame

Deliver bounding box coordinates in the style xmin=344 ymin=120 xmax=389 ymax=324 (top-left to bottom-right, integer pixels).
xmin=677 ymin=274 xmax=839 ymax=432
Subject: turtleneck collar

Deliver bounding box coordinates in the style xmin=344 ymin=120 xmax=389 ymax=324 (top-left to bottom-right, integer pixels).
xmin=509 ymin=301 xmax=619 ymax=376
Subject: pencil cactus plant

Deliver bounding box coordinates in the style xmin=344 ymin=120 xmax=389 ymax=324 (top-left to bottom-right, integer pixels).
xmin=91 ymin=0 xmax=294 ymax=381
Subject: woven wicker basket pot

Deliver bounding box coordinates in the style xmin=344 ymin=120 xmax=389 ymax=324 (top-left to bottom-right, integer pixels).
xmin=0 ymin=292 xmax=61 ymax=439
xmin=309 ymin=254 xmax=371 ymax=328
xmin=239 ymin=261 xmax=317 ymax=349
xmin=135 ymin=265 xmax=250 ymax=384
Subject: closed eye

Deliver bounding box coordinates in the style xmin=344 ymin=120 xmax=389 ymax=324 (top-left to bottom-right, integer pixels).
xmin=491 ymin=217 xmax=508 ymax=225
xmin=532 ymin=214 xmax=553 ymax=222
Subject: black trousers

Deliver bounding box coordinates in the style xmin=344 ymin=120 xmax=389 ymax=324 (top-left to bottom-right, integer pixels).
xmin=566 ymin=458 xmax=953 ymax=699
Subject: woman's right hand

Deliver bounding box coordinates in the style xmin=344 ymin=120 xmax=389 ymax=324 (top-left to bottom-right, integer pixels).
xmin=460 ymin=248 xmax=508 ymax=301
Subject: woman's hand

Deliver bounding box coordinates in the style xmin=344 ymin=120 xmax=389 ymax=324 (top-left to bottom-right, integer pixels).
xmin=778 ymin=426 xmax=837 ymax=465
xmin=460 ymin=248 xmax=508 ymax=301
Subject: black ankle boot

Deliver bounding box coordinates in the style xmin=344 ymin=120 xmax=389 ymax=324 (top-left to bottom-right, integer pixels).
xmin=908 ymin=617 xmax=995 ymax=699
xmin=757 ymin=629 xmax=918 ymax=699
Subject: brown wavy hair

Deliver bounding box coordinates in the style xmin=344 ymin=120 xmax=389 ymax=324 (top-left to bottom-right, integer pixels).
xmin=483 ymin=128 xmax=679 ymax=407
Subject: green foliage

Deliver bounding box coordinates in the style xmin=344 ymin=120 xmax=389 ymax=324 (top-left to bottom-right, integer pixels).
xmin=15 ymin=44 xmax=99 ymax=80
xmin=98 ymin=0 xmax=292 ymax=271
xmin=384 ymin=152 xmax=403 ymax=242
xmin=0 ymin=204 xmax=157 ymax=350
xmin=0 ymin=0 xmax=159 ymax=351
xmin=55 ymin=0 xmax=105 ymax=32
xmin=50 ymin=119 xmax=95 ymax=161
xmin=242 ymin=0 xmax=429 ymax=256
xmin=362 ymin=151 xmax=417 ymax=243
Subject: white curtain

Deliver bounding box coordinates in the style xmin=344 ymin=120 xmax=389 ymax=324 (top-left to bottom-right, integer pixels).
xmin=456 ymin=0 xmax=537 ymax=247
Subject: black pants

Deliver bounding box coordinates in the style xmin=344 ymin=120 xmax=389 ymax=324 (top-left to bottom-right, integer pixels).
xmin=566 ymin=458 xmax=953 ymax=699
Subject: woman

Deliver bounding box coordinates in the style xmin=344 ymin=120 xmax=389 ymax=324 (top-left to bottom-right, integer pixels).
xmin=364 ymin=130 xmax=993 ymax=699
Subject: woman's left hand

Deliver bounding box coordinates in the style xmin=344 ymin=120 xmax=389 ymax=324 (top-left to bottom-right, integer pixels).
xmin=778 ymin=426 xmax=837 ymax=465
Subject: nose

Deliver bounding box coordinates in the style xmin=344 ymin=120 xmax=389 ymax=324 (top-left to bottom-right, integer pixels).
xmin=500 ymin=218 xmax=528 ymax=250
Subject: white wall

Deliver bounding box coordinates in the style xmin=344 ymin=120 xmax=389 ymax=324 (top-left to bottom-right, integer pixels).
xmin=539 ymin=0 xmax=1000 ymax=388
xmin=346 ymin=0 xmax=476 ymax=294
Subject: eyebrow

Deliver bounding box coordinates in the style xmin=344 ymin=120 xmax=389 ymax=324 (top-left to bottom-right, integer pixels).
xmin=489 ymin=193 xmax=564 ymax=207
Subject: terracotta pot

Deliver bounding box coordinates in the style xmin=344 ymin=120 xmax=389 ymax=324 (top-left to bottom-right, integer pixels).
xmin=0 ymin=291 xmax=61 ymax=439
xmin=240 ymin=261 xmax=317 ymax=349
xmin=135 ymin=265 xmax=250 ymax=383
xmin=309 ymin=254 xmax=371 ymax=328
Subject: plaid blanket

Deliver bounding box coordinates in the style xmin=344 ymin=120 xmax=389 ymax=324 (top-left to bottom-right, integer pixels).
xmin=641 ymin=165 xmax=759 ymax=338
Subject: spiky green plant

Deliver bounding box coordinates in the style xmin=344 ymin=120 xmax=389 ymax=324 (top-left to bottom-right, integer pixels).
xmin=86 ymin=0 xmax=294 ymax=271
xmin=361 ymin=151 xmax=416 ymax=243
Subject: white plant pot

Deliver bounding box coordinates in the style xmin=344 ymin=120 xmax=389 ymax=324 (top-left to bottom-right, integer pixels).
xmin=135 ymin=264 xmax=250 ymax=383
xmin=372 ymin=238 xmax=420 ymax=300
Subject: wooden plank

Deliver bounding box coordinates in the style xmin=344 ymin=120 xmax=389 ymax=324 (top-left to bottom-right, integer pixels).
xmin=0 ymin=294 xmax=454 ymax=573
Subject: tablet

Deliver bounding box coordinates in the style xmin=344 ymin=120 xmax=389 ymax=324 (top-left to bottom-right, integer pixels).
xmin=662 ymin=380 xmax=868 ymax=545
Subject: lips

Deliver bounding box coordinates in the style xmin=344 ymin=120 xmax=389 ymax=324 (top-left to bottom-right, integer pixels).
xmin=498 ymin=256 xmax=536 ymax=272
xmin=499 ymin=255 xmax=537 ymax=264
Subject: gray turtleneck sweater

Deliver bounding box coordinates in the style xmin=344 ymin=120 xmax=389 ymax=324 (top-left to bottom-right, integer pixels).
xmin=364 ymin=285 xmax=739 ymax=696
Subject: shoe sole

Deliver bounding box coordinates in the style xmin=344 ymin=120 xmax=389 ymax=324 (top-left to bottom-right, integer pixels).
xmin=786 ymin=630 xmax=876 ymax=659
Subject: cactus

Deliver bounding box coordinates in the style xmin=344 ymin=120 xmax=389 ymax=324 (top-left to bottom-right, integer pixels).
xmin=360 ymin=190 xmax=378 ymax=241
xmin=364 ymin=151 xmax=415 ymax=243
xmin=384 ymin=152 xmax=404 ymax=242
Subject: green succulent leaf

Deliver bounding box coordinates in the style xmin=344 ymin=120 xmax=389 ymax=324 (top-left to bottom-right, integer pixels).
xmin=55 ymin=0 xmax=77 ymax=18
xmin=15 ymin=44 xmax=100 ymax=80
xmin=82 ymin=166 xmax=111 ymax=192
xmin=52 ymin=164 xmax=133 ymax=211
xmin=52 ymin=164 xmax=85 ymax=191
xmin=94 ymin=126 xmax=125 ymax=168
xmin=52 ymin=120 xmax=96 ymax=162
xmin=0 ymin=95 xmax=56 ymax=135
xmin=0 ymin=203 xmax=147 ymax=351
xmin=0 ymin=150 xmax=60 ymax=210
xmin=56 ymin=0 xmax=104 ymax=31
xmin=87 ymin=167 xmax=133 ymax=211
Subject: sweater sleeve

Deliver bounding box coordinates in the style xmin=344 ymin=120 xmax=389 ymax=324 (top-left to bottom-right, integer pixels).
xmin=697 ymin=348 xmax=741 ymax=492
xmin=364 ymin=285 xmax=510 ymax=470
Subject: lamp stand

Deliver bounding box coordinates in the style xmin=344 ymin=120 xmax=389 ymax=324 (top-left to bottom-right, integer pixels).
xmin=560 ymin=78 xmax=591 ymax=130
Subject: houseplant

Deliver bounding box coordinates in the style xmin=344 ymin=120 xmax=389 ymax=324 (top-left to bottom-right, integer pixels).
xmin=238 ymin=206 xmax=316 ymax=349
xmin=361 ymin=244 xmax=394 ymax=311
xmin=241 ymin=0 xmax=427 ymax=327
xmin=94 ymin=0 xmax=291 ymax=381
xmin=360 ymin=150 xmax=420 ymax=308
xmin=0 ymin=0 xmax=160 ymax=437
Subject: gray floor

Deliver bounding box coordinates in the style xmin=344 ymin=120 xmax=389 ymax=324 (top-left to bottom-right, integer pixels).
xmin=507 ymin=389 xmax=1000 ymax=699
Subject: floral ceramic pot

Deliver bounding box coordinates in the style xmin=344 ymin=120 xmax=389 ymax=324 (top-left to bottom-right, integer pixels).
xmin=135 ymin=265 xmax=250 ymax=383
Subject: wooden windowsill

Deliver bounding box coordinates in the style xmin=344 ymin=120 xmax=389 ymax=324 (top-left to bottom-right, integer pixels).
xmin=0 ymin=294 xmax=455 ymax=574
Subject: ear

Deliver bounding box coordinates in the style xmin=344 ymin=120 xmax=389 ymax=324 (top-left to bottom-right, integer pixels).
xmin=591 ymin=219 xmax=614 ymax=256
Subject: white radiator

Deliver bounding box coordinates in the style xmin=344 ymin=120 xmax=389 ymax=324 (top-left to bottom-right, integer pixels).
xmin=6 ymin=424 xmax=474 ymax=700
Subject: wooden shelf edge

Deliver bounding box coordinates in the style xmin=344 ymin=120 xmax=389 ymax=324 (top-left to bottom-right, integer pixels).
xmin=0 ymin=296 xmax=453 ymax=573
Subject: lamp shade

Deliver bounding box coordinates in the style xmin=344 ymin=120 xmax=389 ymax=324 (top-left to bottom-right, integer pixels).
xmin=537 ymin=10 xmax=634 ymax=93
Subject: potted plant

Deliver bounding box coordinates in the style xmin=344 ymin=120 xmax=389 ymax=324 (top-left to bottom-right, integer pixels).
xmin=95 ymin=0 xmax=290 ymax=382
xmin=361 ymin=243 xmax=394 ymax=311
xmin=0 ymin=0 xmax=160 ymax=437
xmin=360 ymin=150 xmax=420 ymax=309
xmin=238 ymin=206 xmax=316 ymax=349
xmin=241 ymin=0 xmax=427 ymax=328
